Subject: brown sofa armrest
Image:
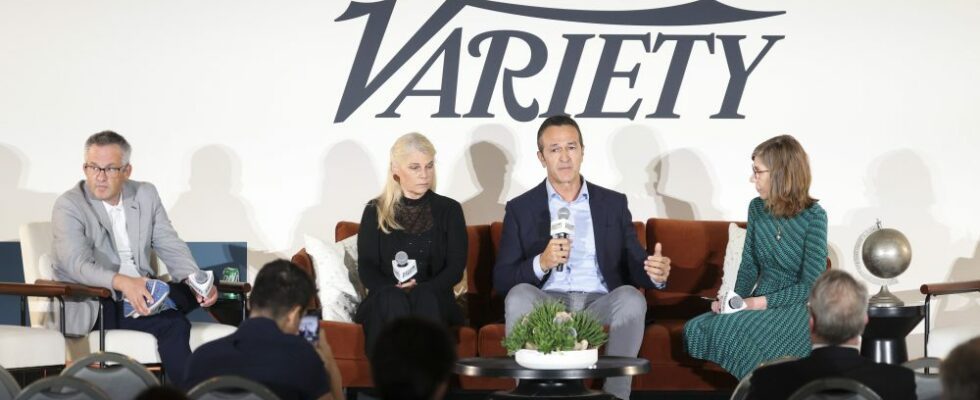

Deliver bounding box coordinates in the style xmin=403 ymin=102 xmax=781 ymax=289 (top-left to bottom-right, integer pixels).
xmin=35 ymin=279 xmax=111 ymax=298
xmin=291 ymin=248 xmax=321 ymax=310
xmin=0 ymin=282 xmax=71 ymax=298
xmin=216 ymin=281 xmax=251 ymax=294
xmin=920 ymin=280 xmax=980 ymax=296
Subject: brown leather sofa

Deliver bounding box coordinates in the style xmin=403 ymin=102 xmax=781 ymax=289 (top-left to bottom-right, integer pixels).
xmin=292 ymin=218 xmax=753 ymax=392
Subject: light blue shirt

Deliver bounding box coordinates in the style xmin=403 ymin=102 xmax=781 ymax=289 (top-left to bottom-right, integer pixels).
xmin=533 ymin=179 xmax=608 ymax=294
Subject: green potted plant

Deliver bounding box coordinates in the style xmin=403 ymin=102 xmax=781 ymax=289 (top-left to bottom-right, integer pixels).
xmin=502 ymin=300 xmax=608 ymax=369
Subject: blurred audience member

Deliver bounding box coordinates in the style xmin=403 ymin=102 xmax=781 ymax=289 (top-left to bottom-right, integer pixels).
xmin=184 ymin=260 xmax=343 ymax=400
xmin=370 ymin=317 xmax=457 ymax=400
xmin=942 ymin=335 xmax=980 ymax=400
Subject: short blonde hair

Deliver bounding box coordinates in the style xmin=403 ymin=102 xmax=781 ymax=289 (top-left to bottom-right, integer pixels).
xmin=752 ymin=134 xmax=816 ymax=217
xmin=375 ymin=133 xmax=437 ymax=233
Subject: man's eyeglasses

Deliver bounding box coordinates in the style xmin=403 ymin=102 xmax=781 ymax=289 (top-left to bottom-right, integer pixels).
xmin=752 ymin=168 xmax=770 ymax=178
xmin=84 ymin=164 xmax=127 ymax=177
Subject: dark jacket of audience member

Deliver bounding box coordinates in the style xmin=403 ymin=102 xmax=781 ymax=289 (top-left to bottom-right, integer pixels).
xmin=184 ymin=260 xmax=343 ymax=400
xmin=748 ymin=270 xmax=915 ymax=400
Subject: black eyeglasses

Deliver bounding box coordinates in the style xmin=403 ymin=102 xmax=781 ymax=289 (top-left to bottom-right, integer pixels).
xmin=84 ymin=164 xmax=127 ymax=177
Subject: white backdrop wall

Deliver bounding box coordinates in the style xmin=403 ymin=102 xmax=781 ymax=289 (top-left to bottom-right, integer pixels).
xmin=2 ymin=0 xmax=979 ymax=357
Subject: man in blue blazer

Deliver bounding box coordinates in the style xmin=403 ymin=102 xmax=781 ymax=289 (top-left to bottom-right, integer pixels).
xmin=494 ymin=115 xmax=671 ymax=400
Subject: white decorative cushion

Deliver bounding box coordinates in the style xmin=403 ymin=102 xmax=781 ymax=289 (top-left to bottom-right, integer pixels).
xmin=0 ymin=326 xmax=65 ymax=368
xmin=719 ymin=223 xmax=747 ymax=297
xmin=189 ymin=322 xmax=237 ymax=351
xmin=87 ymin=330 xmax=160 ymax=364
xmin=304 ymin=235 xmax=363 ymax=322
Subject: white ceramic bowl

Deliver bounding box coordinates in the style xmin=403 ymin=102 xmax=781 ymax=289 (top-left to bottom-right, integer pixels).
xmin=514 ymin=348 xmax=598 ymax=370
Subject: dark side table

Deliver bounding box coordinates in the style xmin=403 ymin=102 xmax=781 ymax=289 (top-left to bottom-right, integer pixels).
xmin=861 ymin=304 xmax=925 ymax=364
xmin=454 ymin=356 xmax=649 ymax=400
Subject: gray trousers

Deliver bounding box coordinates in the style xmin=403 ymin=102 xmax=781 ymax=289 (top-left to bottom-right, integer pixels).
xmin=504 ymin=283 xmax=647 ymax=400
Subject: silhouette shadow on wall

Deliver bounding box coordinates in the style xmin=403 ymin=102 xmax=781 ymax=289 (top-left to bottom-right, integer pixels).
xmin=0 ymin=143 xmax=57 ymax=241
xmin=169 ymin=145 xmax=275 ymax=280
xmin=930 ymin=241 xmax=980 ymax=330
xmin=457 ymin=125 xmax=525 ymax=225
xmin=291 ymin=141 xmax=378 ymax=248
xmin=610 ymin=126 xmax=721 ymax=221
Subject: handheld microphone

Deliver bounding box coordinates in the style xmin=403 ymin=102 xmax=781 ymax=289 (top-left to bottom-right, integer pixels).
xmin=392 ymin=251 xmax=418 ymax=283
xmin=550 ymin=207 xmax=574 ymax=272
xmin=187 ymin=270 xmax=214 ymax=298
xmin=721 ymin=290 xmax=747 ymax=314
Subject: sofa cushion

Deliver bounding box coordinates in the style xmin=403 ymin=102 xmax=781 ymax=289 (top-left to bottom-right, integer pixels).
xmin=645 ymin=218 xmax=745 ymax=320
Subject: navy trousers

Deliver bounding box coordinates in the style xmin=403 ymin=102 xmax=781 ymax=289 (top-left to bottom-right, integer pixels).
xmin=98 ymin=282 xmax=198 ymax=384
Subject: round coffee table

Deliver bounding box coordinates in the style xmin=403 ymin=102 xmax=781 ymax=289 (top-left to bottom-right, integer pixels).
xmin=454 ymin=356 xmax=649 ymax=400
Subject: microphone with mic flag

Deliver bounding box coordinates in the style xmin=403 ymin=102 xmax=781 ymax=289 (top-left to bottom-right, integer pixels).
xmin=187 ymin=270 xmax=214 ymax=298
xmin=720 ymin=290 xmax=747 ymax=314
xmin=550 ymin=207 xmax=574 ymax=272
xmin=392 ymin=251 xmax=418 ymax=283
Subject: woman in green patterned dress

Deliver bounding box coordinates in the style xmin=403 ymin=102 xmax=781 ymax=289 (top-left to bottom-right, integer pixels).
xmin=684 ymin=135 xmax=828 ymax=379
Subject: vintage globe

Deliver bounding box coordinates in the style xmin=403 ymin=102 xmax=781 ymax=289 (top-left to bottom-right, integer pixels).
xmin=861 ymin=228 xmax=912 ymax=279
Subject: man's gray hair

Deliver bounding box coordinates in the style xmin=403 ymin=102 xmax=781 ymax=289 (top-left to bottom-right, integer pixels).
xmin=84 ymin=130 xmax=131 ymax=165
xmin=808 ymin=270 xmax=868 ymax=345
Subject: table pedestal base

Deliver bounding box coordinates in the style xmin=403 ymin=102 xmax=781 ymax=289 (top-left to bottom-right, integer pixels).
xmin=490 ymin=379 xmax=614 ymax=400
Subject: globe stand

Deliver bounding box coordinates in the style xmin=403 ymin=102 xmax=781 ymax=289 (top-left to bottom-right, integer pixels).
xmin=869 ymin=285 xmax=904 ymax=307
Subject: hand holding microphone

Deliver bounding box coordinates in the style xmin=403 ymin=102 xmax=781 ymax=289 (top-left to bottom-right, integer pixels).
xmin=720 ymin=291 xmax=748 ymax=314
xmin=710 ymin=291 xmax=757 ymax=314
xmin=543 ymin=207 xmax=574 ymax=272
xmin=187 ymin=270 xmax=218 ymax=307
xmin=392 ymin=251 xmax=418 ymax=286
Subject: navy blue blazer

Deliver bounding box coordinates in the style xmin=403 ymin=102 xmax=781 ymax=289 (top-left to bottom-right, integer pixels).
xmin=493 ymin=180 xmax=655 ymax=295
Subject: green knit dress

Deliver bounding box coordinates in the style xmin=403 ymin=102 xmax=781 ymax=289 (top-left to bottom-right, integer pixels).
xmin=684 ymin=197 xmax=828 ymax=379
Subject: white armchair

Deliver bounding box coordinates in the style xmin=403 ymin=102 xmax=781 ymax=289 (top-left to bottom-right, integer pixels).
xmin=18 ymin=222 xmax=249 ymax=366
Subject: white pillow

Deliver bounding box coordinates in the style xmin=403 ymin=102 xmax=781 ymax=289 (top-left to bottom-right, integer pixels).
xmin=719 ymin=223 xmax=747 ymax=298
xmin=304 ymin=235 xmax=363 ymax=322
xmin=337 ymin=235 xmax=366 ymax=300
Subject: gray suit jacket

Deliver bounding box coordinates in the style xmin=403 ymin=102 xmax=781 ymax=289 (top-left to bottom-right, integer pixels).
xmin=52 ymin=179 xmax=199 ymax=335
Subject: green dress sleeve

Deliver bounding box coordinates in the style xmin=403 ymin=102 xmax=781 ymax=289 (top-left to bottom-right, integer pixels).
xmin=765 ymin=205 xmax=828 ymax=308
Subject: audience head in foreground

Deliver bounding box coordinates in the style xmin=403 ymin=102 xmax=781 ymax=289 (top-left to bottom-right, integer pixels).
xmin=808 ymin=269 xmax=869 ymax=346
xmin=942 ymin=335 xmax=980 ymax=400
xmin=248 ymin=259 xmax=318 ymax=331
xmin=370 ymin=317 xmax=457 ymax=400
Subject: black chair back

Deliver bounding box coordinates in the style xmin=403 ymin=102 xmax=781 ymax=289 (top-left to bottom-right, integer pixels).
xmin=14 ymin=376 xmax=109 ymax=400
xmin=187 ymin=376 xmax=280 ymax=400
xmin=902 ymin=357 xmax=942 ymax=400
xmin=61 ymin=352 xmax=159 ymax=400
xmin=787 ymin=377 xmax=883 ymax=400
xmin=0 ymin=366 xmax=20 ymax=400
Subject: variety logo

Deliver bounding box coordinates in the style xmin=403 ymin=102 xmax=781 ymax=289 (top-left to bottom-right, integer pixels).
xmin=335 ymin=0 xmax=785 ymax=122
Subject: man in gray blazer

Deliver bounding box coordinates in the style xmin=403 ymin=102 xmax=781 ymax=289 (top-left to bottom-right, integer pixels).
xmin=52 ymin=130 xmax=217 ymax=383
